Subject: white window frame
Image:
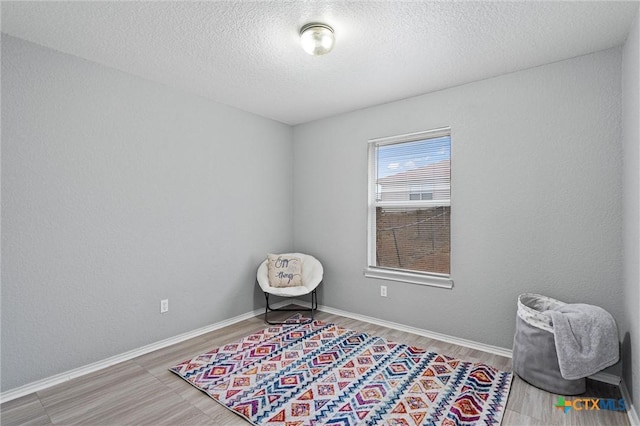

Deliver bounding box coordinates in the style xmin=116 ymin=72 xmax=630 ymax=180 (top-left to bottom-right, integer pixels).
xmin=364 ymin=127 xmax=453 ymax=289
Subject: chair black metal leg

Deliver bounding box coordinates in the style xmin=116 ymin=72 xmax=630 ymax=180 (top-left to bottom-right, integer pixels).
xmin=264 ymin=292 xmax=270 ymax=324
xmin=263 ymin=289 xmax=317 ymax=325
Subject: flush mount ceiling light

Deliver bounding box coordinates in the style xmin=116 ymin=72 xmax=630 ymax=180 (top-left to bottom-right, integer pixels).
xmin=300 ymin=23 xmax=335 ymax=56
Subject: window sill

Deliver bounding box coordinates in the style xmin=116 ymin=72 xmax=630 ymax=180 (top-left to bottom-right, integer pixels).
xmin=363 ymin=267 xmax=454 ymax=289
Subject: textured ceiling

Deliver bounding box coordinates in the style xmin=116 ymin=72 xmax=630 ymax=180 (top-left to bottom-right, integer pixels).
xmin=1 ymin=1 xmax=638 ymax=125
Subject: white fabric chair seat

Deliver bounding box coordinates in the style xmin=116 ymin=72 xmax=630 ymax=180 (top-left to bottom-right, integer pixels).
xmin=257 ymin=253 xmax=323 ymax=324
xmin=258 ymin=285 xmax=315 ymax=298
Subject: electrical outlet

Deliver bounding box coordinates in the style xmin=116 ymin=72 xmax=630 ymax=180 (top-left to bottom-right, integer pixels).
xmin=160 ymin=299 xmax=169 ymax=313
xmin=380 ymin=285 xmax=387 ymax=297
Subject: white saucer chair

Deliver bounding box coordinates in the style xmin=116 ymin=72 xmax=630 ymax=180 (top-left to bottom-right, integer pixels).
xmin=257 ymin=253 xmax=323 ymax=325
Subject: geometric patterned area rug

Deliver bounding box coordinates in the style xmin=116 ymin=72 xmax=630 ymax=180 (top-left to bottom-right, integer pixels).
xmin=170 ymin=316 xmax=513 ymax=425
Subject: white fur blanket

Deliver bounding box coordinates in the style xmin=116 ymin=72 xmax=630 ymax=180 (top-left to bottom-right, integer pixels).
xmin=545 ymin=304 xmax=619 ymax=380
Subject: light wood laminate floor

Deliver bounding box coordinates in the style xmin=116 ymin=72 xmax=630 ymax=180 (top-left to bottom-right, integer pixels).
xmin=1 ymin=308 xmax=629 ymax=425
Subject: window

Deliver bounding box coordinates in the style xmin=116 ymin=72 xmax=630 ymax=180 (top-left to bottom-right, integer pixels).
xmin=409 ymin=192 xmax=433 ymax=201
xmin=365 ymin=127 xmax=452 ymax=288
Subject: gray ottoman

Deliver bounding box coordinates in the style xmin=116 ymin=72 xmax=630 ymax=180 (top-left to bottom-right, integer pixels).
xmin=512 ymin=293 xmax=586 ymax=395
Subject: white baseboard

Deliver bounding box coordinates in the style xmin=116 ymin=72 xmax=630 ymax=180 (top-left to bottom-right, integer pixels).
xmin=0 ymin=300 xmax=624 ymax=405
xmin=620 ymin=379 xmax=640 ymax=426
xmin=0 ymin=301 xmax=289 ymax=404
xmin=312 ymin=302 xmax=513 ymax=358
xmin=588 ymin=371 xmax=621 ymax=386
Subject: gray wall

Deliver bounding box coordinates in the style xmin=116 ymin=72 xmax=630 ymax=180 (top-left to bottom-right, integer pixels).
xmin=622 ymin=8 xmax=640 ymax=409
xmin=1 ymin=36 xmax=293 ymax=391
xmin=2 ymin=32 xmax=634 ymax=398
xmin=293 ymin=48 xmax=624 ymax=353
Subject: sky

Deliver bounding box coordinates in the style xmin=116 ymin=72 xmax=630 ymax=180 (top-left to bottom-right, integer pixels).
xmin=376 ymin=136 xmax=451 ymax=179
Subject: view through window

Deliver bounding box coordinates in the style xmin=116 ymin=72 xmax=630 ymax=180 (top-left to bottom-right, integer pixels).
xmin=368 ymin=128 xmax=451 ymax=277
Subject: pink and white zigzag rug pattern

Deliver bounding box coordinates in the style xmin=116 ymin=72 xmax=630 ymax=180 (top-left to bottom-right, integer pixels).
xmin=170 ymin=317 xmax=512 ymax=425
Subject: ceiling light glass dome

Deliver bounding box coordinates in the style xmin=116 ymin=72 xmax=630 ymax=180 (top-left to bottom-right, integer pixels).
xmin=300 ymin=23 xmax=335 ymax=56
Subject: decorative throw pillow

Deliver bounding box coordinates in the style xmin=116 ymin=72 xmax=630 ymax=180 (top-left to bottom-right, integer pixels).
xmin=267 ymin=254 xmax=303 ymax=288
